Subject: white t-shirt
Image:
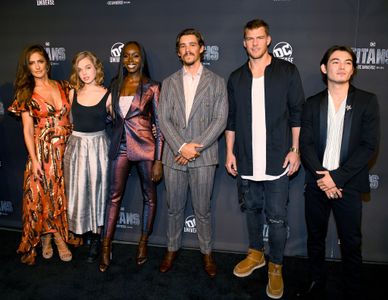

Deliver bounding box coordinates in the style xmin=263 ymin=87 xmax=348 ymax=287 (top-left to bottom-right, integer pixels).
xmin=241 ymin=76 xmax=288 ymax=181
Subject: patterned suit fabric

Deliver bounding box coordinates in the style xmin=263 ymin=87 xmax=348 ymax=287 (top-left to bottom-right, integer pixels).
xmin=158 ymin=67 xmax=228 ymax=170
xmin=158 ymin=66 xmax=228 ymax=253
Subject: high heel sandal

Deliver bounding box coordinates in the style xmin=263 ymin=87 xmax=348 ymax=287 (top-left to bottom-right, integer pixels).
xmin=99 ymin=238 xmax=112 ymax=272
xmin=41 ymin=234 xmax=53 ymax=259
xmin=136 ymin=234 xmax=148 ymax=266
xmin=54 ymin=235 xmax=72 ymax=262
xmin=20 ymin=248 xmax=37 ymax=266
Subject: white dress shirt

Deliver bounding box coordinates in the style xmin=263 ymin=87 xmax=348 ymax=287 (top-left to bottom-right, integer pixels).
xmin=323 ymin=92 xmax=347 ymax=171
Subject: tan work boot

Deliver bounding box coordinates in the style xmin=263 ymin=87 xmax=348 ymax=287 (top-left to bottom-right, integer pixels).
xmin=233 ymin=248 xmax=265 ymax=277
xmin=266 ymin=261 xmax=283 ymax=299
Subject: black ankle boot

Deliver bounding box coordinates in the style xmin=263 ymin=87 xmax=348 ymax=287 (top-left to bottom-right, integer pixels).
xmin=87 ymin=233 xmax=101 ymax=263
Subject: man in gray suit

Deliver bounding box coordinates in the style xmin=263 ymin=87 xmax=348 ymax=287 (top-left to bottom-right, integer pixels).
xmin=157 ymin=28 xmax=228 ymax=278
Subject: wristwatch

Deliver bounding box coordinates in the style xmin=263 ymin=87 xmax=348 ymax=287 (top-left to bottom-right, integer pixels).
xmin=289 ymin=146 xmax=300 ymax=155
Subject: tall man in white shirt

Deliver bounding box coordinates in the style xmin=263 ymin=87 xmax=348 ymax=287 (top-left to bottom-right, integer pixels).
xmin=157 ymin=28 xmax=228 ymax=278
xmin=297 ymin=45 xmax=380 ymax=299
xmin=225 ymin=19 xmax=305 ymax=299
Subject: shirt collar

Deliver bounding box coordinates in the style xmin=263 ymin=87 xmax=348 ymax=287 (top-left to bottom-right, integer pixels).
xmin=182 ymin=63 xmax=203 ymax=77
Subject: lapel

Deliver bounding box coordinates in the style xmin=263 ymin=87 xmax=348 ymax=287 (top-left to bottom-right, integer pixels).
xmin=187 ymin=67 xmax=210 ymax=124
xmin=172 ymin=70 xmax=186 ymax=122
xmin=318 ymin=90 xmax=328 ymax=161
xmin=339 ymin=85 xmax=355 ymax=164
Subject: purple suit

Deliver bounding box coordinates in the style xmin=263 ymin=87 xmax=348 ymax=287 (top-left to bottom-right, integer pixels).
xmin=105 ymin=77 xmax=163 ymax=239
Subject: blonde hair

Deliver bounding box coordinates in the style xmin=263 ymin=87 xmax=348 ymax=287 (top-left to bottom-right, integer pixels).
xmin=69 ymin=51 xmax=104 ymax=90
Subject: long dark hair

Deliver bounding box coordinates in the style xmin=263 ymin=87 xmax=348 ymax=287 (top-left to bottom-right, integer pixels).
xmin=14 ymin=44 xmax=51 ymax=104
xmin=110 ymin=41 xmax=150 ymax=120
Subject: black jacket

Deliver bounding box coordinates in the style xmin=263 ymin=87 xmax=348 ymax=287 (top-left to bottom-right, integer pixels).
xmin=226 ymin=57 xmax=305 ymax=176
xmin=300 ymin=86 xmax=380 ymax=192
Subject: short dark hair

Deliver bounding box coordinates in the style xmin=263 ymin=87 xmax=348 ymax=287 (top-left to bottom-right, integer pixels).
xmin=320 ymin=45 xmax=357 ymax=84
xmin=175 ymin=28 xmax=205 ymax=60
xmin=244 ymin=19 xmax=270 ymax=38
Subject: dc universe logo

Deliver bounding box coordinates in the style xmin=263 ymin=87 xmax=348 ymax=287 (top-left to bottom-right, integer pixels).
xmin=106 ymin=1 xmax=131 ymax=5
xmin=36 ymin=0 xmax=55 ymax=6
xmin=184 ymin=215 xmax=197 ymax=234
xmin=203 ymin=45 xmax=219 ymax=66
xmin=117 ymin=207 xmax=140 ymax=229
xmin=110 ymin=42 xmax=124 ymax=63
xmin=369 ymin=174 xmax=379 ymax=190
xmin=44 ymin=42 xmax=66 ymax=66
xmin=273 ymin=42 xmax=294 ymax=63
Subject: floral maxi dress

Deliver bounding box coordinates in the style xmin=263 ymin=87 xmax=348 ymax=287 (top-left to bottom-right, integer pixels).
xmin=8 ymin=81 xmax=72 ymax=262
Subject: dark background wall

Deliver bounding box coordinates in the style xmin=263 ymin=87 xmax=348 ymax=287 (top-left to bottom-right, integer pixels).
xmin=0 ymin=0 xmax=387 ymax=262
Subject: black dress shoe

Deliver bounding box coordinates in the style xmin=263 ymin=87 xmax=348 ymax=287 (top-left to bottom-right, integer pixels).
xmin=294 ymin=281 xmax=326 ymax=299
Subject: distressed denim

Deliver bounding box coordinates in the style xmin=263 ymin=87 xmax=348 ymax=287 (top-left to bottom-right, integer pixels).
xmin=238 ymin=175 xmax=289 ymax=264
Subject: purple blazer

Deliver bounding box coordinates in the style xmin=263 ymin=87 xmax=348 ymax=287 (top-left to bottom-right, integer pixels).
xmin=109 ymin=77 xmax=163 ymax=162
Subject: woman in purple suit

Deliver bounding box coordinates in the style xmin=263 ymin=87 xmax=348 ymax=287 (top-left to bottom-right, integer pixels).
xmin=99 ymin=41 xmax=163 ymax=272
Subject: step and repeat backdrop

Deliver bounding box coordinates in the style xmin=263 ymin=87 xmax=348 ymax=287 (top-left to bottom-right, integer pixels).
xmin=0 ymin=0 xmax=387 ymax=262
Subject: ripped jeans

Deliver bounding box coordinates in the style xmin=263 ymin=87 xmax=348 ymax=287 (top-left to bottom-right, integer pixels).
xmin=238 ymin=175 xmax=289 ymax=264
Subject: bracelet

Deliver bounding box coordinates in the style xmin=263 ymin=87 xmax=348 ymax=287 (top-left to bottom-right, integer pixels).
xmin=289 ymin=147 xmax=300 ymax=155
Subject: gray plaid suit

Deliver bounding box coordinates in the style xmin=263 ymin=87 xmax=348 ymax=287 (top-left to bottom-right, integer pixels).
xmin=158 ymin=66 xmax=228 ymax=254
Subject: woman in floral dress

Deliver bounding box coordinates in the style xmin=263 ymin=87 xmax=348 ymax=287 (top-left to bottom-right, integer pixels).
xmin=8 ymin=44 xmax=72 ymax=265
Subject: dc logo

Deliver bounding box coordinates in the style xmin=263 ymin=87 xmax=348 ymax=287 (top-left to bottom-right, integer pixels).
xmin=273 ymin=42 xmax=293 ymax=58
xmin=185 ymin=215 xmax=196 ymax=228
xmin=369 ymin=174 xmax=379 ymax=189
xmin=184 ymin=215 xmax=197 ymax=233
xmin=111 ymin=42 xmax=124 ymax=57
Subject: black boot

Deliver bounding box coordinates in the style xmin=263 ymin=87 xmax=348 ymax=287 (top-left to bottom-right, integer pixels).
xmin=87 ymin=233 xmax=101 ymax=263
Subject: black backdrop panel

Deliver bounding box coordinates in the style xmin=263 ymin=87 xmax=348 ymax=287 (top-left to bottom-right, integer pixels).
xmin=0 ymin=0 xmax=387 ymax=262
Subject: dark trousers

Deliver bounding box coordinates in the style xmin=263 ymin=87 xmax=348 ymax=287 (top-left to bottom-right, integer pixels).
xmin=305 ymin=184 xmax=362 ymax=297
xmin=239 ymin=175 xmax=289 ymax=264
xmin=104 ymin=143 xmax=157 ymax=240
